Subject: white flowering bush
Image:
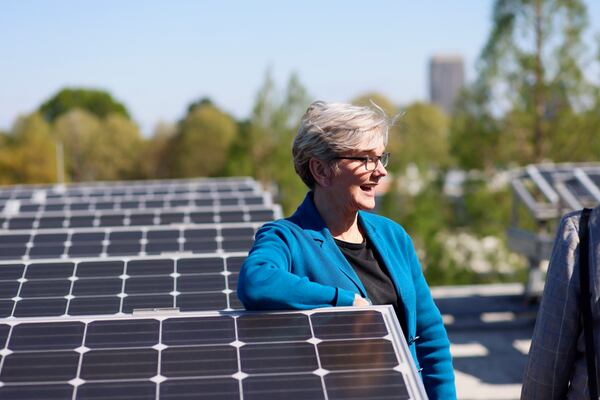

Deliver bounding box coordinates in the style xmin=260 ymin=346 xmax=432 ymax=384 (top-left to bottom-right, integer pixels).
xmin=434 ymin=230 xmax=526 ymax=276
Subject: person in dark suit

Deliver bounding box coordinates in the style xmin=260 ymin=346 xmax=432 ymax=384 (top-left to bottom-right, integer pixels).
xmin=522 ymin=207 xmax=600 ymax=399
xmin=237 ymin=100 xmax=456 ymax=399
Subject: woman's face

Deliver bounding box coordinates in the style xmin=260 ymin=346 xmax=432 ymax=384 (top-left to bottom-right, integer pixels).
xmin=329 ymin=138 xmax=388 ymax=213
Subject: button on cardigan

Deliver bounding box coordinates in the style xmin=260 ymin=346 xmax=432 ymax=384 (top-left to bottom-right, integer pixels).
xmin=237 ymin=192 xmax=456 ymax=400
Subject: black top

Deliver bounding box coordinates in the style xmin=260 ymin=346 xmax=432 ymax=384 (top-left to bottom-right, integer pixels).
xmin=334 ymin=237 xmax=407 ymax=335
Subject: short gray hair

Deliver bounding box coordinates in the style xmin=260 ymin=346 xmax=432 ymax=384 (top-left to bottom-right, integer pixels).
xmin=292 ymin=100 xmax=390 ymax=188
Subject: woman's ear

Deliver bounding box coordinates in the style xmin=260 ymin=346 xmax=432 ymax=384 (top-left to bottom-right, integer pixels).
xmin=309 ymin=158 xmax=333 ymax=187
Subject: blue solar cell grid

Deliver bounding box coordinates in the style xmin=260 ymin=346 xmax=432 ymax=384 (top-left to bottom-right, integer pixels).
xmin=0 ymin=307 xmax=427 ymax=400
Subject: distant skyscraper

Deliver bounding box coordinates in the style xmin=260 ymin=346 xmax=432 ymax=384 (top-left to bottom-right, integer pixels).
xmin=429 ymin=54 xmax=465 ymax=114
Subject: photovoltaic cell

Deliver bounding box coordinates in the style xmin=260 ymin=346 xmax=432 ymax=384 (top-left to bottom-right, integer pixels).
xmin=0 ymin=177 xmax=260 ymax=202
xmin=0 ymin=254 xmax=246 ymax=317
xmin=0 ymin=205 xmax=276 ymax=231
xmin=0 ymin=307 xmax=427 ymax=399
xmin=0 ymin=191 xmax=267 ymax=221
xmin=0 ymin=223 xmax=259 ymax=261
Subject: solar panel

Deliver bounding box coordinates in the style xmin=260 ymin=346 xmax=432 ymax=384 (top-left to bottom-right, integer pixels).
xmin=511 ymin=163 xmax=600 ymax=220
xmin=4 ymin=192 xmax=271 ymax=214
xmin=0 ymin=176 xmax=429 ymax=399
xmin=0 ymin=254 xmax=245 ymax=318
xmin=0 ymin=177 xmax=261 ymax=201
xmin=0 ymin=205 xmax=279 ymax=231
xmin=0 ymin=223 xmax=260 ymax=261
xmin=0 ymin=307 xmax=426 ymax=399
xmin=510 ymin=163 xmax=600 ymax=298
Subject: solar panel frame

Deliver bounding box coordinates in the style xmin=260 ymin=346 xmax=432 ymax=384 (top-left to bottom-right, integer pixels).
xmin=0 ymin=178 xmax=265 ymax=214
xmin=511 ymin=163 xmax=600 ymax=220
xmin=0 ymin=222 xmax=262 ymax=261
xmin=0 ymin=176 xmax=260 ymax=193
xmin=0 ymin=204 xmax=281 ymax=231
xmin=0 ymin=252 xmax=247 ymax=318
xmin=1 ymin=191 xmax=273 ymax=215
xmin=0 ymin=306 xmax=427 ymax=400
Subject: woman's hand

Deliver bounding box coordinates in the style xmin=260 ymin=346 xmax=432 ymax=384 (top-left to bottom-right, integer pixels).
xmin=353 ymin=294 xmax=370 ymax=307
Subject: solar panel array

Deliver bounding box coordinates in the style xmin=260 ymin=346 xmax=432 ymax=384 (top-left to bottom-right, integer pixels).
xmin=511 ymin=163 xmax=600 ymax=221
xmin=0 ymin=224 xmax=259 ymax=260
xmin=0 ymin=177 xmax=260 ymax=202
xmin=0 ymin=205 xmax=275 ymax=231
xmin=0 ymin=308 xmax=425 ymax=400
xmin=0 ymin=254 xmax=246 ymax=318
xmin=0 ymin=177 xmax=426 ymax=399
xmin=510 ymin=163 xmax=600 ymax=298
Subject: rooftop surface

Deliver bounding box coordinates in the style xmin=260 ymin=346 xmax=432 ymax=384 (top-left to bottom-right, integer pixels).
xmin=432 ymin=283 xmax=537 ymax=400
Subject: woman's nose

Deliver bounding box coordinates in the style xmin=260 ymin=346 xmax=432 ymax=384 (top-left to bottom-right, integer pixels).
xmin=373 ymin=159 xmax=388 ymax=177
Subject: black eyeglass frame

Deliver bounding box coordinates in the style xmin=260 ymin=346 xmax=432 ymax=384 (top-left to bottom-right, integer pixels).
xmin=333 ymin=152 xmax=390 ymax=171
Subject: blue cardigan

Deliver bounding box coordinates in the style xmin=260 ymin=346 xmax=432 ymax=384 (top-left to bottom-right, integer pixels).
xmin=237 ymin=193 xmax=456 ymax=399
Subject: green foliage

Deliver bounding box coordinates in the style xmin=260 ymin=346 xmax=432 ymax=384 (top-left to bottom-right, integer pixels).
xmin=39 ymin=88 xmax=130 ymax=122
xmin=397 ymin=103 xmax=450 ymax=171
xmin=86 ymin=115 xmax=145 ymax=180
xmin=349 ymin=96 xmax=452 ymax=174
xmin=0 ymin=113 xmax=57 ymax=184
xmin=246 ymin=70 xmax=312 ymax=214
xmin=457 ymin=178 xmax=512 ymax=237
xmin=381 ymin=176 xmax=452 ymax=248
xmin=449 ymin=89 xmax=502 ymax=170
xmin=138 ymin=122 xmax=176 ymax=179
xmin=50 ymin=109 xmax=145 ymax=181
xmin=472 ymin=0 xmax=590 ymax=162
xmin=222 ymin=120 xmax=255 ymax=178
xmin=53 ymin=109 xmax=103 ymax=181
xmin=379 ymin=178 xmax=465 ymax=285
xmin=379 ymin=172 xmax=526 ymax=286
xmin=547 ymin=108 xmax=600 ymax=162
xmin=167 ymin=103 xmax=237 ymax=178
xmin=187 ymin=97 xmax=214 ymax=114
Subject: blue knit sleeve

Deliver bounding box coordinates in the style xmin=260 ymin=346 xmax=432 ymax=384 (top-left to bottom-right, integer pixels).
xmin=237 ymin=222 xmax=355 ymax=310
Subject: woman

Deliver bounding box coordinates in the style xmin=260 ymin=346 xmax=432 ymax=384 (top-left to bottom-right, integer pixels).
xmin=521 ymin=206 xmax=600 ymax=399
xmin=237 ymin=100 xmax=456 ymax=399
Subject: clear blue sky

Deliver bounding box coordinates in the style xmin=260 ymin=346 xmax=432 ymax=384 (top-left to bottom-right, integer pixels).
xmin=1 ymin=1 xmax=599 ymax=135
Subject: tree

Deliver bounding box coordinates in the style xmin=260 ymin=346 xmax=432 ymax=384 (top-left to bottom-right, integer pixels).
xmin=547 ymin=107 xmax=600 ymax=162
xmin=167 ymin=102 xmax=237 ymax=177
xmin=39 ymin=88 xmax=130 ymax=122
xmin=186 ymin=97 xmax=214 ymax=114
xmin=138 ymin=121 xmax=176 ymax=179
xmin=53 ymin=109 xmax=102 ymax=181
xmin=397 ymin=102 xmax=450 ymax=171
xmin=85 ymin=114 xmax=145 ymax=180
xmin=449 ymin=89 xmax=502 ymax=170
xmin=476 ymin=0 xmax=589 ymax=161
xmin=0 ymin=113 xmax=57 ymax=184
xmin=222 ymin=119 xmax=255 ymax=178
xmin=246 ymin=70 xmax=312 ymax=213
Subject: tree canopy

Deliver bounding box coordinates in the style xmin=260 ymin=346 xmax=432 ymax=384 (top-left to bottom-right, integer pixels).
xmin=471 ymin=0 xmax=590 ymax=162
xmin=39 ymin=88 xmax=131 ymax=122
xmin=0 ymin=113 xmax=56 ymax=184
xmin=166 ymin=102 xmax=238 ymax=178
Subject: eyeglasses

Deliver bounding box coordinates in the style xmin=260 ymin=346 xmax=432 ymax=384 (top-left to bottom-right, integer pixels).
xmin=333 ymin=152 xmax=390 ymax=171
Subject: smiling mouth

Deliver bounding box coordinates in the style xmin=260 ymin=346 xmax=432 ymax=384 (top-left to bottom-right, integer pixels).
xmin=360 ymin=184 xmax=377 ymax=193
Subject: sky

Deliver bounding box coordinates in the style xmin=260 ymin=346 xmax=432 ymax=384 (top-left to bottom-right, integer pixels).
xmin=1 ymin=1 xmax=599 ymax=136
